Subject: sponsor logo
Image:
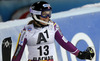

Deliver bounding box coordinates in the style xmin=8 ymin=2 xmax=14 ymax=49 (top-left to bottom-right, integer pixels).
xmin=19 ymin=41 xmax=24 ymax=45
xmin=28 ymin=27 xmax=32 ymax=31
xmin=15 ymin=46 xmax=21 ymax=56
xmin=43 ymin=4 xmax=50 ymax=9
xmin=33 ymin=56 xmax=53 ymax=60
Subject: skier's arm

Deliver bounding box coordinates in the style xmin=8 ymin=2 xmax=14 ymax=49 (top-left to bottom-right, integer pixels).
xmin=54 ymin=23 xmax=94 ymax=60
xmin=55 ymin=29 xmax=80 ymax=56
xmin=54 ymin=23 xmax=79 ymax=56
xmin=12 ymin=28 xmax=27 ymax=61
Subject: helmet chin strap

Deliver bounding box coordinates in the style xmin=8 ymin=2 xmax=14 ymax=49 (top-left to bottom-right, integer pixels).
xmin=33 ymin=15 xmax=53 ymax=25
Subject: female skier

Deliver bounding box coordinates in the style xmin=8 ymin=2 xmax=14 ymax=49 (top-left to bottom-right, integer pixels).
xmin=12 ymin=1 xmax=94 ymax=61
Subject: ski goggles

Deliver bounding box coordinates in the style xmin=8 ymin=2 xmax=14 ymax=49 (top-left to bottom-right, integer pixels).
xmin=41 ymin=10 xmax=51 ymax=18
xmin=30 ymin=8 xmax=52 ymax=18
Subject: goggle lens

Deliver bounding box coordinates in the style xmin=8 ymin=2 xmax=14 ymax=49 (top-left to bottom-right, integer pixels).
xmin=41 ymin=11 xmax=51 ymax=18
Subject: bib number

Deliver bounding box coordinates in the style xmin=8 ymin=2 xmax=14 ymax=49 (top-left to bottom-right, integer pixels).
xmin=37 ymin=45 xmax=49 ymax=56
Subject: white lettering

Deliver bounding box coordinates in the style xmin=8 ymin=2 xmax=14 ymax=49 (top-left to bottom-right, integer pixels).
xmin=60 ymin=46 xmax=68 ymax=61
xmin=70 ymin=32 xmax=96 ymax=61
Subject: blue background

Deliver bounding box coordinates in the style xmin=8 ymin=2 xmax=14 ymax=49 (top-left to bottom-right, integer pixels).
xmin=54 ymin=12 xmax=100 ymax=61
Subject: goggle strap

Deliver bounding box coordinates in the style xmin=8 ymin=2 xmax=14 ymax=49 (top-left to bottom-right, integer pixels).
xmin=30 ymin=8 xmax=41 ymax=15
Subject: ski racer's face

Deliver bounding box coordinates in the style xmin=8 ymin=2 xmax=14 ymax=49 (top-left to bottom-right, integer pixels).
xmin=41 ymin=10 xmax=51 ymax=18
xmin=39 ymin=11 xmax=51 ymax=25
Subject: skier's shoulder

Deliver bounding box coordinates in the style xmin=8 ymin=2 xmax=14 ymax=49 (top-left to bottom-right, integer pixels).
xmin=21 ymin=20 xmax=34 ymax=32
xmin=24 ymin=24 xmax=34 ymax=32
xmin=49 ymin=20 xmax=59 ymax=31
xmin=49 ymin=20 xmax=59 ymax=27
xmin=51 ymin=21 xmax=59 ymax=29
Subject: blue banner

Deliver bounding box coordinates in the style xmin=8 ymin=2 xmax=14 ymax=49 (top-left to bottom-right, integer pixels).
xmin=54 ymin=12 xmax=100 ymax=61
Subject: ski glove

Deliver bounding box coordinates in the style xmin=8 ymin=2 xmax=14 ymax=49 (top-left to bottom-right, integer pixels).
xmin=77 ymin=47 xmax=95 ymax=60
